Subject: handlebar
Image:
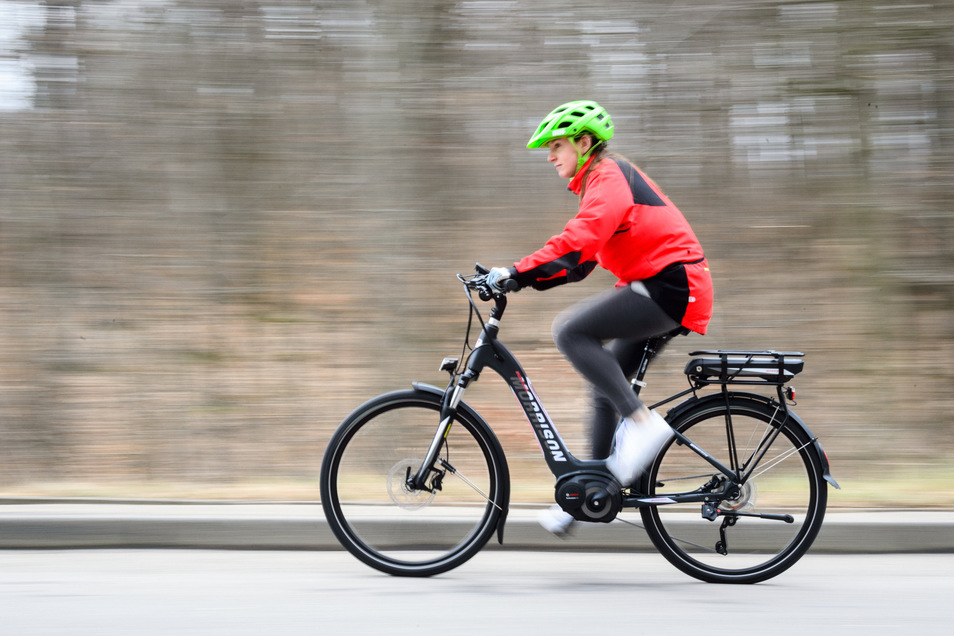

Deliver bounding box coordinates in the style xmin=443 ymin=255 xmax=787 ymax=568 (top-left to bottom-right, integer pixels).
xmin=464 ymin=263 xmax=519 ymax=301
xmin=458 ymin=263 xmax=520 ymax=326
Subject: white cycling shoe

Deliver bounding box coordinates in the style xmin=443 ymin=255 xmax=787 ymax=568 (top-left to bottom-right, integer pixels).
xmin=537 ymin=505 xmax=575 ymax=537
xmin=605 ymin=409 xmax=674 ymax=487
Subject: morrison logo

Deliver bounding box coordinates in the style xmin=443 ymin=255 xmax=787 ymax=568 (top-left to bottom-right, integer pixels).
xmin=509 ymin=373 xmax=566 ymax=462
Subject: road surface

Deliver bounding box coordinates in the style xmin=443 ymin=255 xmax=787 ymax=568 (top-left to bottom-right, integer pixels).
xmin=1 ymin=550 xmax=951 ymax=635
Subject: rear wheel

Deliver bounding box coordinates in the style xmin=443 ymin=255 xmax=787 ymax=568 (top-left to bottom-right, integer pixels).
xmin=640 ymin=396 xmax=827 ymax=584
xmin=320 ymin=389 xmax=509 ymax=577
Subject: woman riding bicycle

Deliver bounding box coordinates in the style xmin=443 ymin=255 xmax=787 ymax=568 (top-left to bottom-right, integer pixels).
xmin=486 ymin=100 xmax=714 ymax=534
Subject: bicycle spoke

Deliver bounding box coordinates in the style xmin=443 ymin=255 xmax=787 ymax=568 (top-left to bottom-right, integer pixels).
xmin=440 ymin=458 xmax=502 ymax=510
xmin=321 ymin=391 xmax=507 ymax=577
xmin=748 ymin=439 xmax=813 ymax=482
xmin=641 ymin=398 xmax=826 ymax=583
xmin=667 ymin=533 xmax=721 ymax=554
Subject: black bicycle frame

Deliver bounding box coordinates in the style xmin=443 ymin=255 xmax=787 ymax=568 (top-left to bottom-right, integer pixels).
xmin=468 ymin=329 xmax=601 ymax=478
xmin=412 ymin=290 xmax=749 ymax=507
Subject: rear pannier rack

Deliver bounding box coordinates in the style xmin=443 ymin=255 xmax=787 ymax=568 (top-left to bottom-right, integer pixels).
xmin=685 ymin=350 xmax=804 ymax=386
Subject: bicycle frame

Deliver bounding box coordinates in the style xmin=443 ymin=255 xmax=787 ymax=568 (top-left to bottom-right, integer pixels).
xmin=466 ymin=329 xmax=598 ymax=477
xmin=412 ymin=287 xmax=762 ymax=507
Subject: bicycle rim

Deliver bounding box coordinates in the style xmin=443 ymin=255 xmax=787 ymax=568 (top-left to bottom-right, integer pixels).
xmin=321 ymin=391 xmax=505 ymax=577
xmin=641 ymin=398 xmax=826 ymax=584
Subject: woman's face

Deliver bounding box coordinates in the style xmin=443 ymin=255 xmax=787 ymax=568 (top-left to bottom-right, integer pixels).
xmin=547 ymin=136 xmax=591 ymax=179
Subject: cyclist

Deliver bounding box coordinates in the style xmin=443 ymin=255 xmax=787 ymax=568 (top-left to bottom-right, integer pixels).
xmin=486 ymin=100 xmax=713 ymax=534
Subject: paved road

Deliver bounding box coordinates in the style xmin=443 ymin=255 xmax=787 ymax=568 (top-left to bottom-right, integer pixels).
xmin=1 ymin=550 xmax=952 ymax=635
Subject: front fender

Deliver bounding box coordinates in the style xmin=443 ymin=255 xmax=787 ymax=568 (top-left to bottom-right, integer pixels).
xmin=662 ymin=392 xmax=839 ymax=490
xmin=411 ymin=382 xmax=513 ymax=541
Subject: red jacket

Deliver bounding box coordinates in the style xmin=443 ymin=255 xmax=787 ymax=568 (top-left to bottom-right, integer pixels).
xmin=512 ymin=157 xmax=713 ymax=334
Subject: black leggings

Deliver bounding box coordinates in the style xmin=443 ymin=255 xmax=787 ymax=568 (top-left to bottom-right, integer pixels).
xmin=552 ymin=285 xmax=679 ymax=459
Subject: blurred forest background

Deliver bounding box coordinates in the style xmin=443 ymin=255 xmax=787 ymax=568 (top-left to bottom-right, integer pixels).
xmin=1 ymin=0 xmax=951 ymax=505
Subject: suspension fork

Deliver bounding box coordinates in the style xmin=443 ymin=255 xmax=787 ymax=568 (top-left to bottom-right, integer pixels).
xmin=410 ymin=372 xmax=472 ymax=490
xmin=410 ymin=295 xmax=506 ymax=489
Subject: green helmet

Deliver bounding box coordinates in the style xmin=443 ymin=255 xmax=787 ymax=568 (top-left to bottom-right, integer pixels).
xmin=526 ymin=100 xmax=614 ymax=149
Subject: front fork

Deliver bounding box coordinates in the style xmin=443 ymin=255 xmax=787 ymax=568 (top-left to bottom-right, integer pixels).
xmin=409 ymin=306 xmax=501 ymax=492
xmin=409 ymin=373 xmax=471 ymax=490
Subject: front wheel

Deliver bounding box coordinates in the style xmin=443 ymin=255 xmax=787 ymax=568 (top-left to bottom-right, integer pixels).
xmin=320 ymin=388 xmax=509 ymax=577
xmin=640 ymin=396 xmax=828 ymax=584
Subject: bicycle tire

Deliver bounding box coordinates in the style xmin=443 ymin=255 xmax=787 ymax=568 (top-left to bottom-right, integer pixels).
xmin=320 ymin=388 xmax=509 ymax=577
xmin=639 ymin=395 xmax=827 ymax=584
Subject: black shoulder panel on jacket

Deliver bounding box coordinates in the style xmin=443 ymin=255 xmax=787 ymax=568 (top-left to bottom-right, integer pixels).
xmin=611 ymin=158 xmax=666 ymax=207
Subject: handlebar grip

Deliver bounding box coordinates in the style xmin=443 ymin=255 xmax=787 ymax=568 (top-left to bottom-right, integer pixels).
xmin=501 ymin=278 xmax=520 ymax=293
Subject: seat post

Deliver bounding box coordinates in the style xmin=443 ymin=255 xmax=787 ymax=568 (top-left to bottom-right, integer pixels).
xmin=631 ymin=327 xmax=689 ymax=395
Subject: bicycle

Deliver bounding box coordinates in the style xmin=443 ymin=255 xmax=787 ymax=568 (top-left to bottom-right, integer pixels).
xmin=320 ymin=264 xmax=840 ymax=584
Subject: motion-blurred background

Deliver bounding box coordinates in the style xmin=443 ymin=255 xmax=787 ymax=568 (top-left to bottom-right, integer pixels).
xmin=1 ymin=0 xmax=951 ymax=505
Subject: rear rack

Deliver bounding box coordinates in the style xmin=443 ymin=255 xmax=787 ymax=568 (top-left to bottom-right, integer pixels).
xmin=685 ymin=350 xmax=804 ymax=386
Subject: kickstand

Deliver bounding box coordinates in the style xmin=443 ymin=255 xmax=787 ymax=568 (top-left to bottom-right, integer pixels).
xmin=715 ymin=515 xmax=737 ymax=555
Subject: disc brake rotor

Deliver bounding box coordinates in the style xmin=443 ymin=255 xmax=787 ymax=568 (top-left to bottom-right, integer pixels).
xmin=387 ymin=458 xmax=436 ymax=510
xmin=720 ymin=481 xmax=757 ymax=512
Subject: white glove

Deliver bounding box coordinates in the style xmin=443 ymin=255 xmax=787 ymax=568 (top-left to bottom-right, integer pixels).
xmin=487 ymin=267 xmax=513 ymax=292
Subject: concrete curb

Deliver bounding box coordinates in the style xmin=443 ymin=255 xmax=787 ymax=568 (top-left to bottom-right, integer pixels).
xmin=2 ymin=501 xmax=953 ymax=553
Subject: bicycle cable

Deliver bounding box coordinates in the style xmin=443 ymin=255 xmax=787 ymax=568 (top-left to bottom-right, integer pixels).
xmin=453 ymin=274 xmax=494 ymax=377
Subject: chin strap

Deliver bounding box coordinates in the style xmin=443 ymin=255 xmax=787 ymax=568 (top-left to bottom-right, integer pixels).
xmin=570 ymin=138 xmax=603 ymax=171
